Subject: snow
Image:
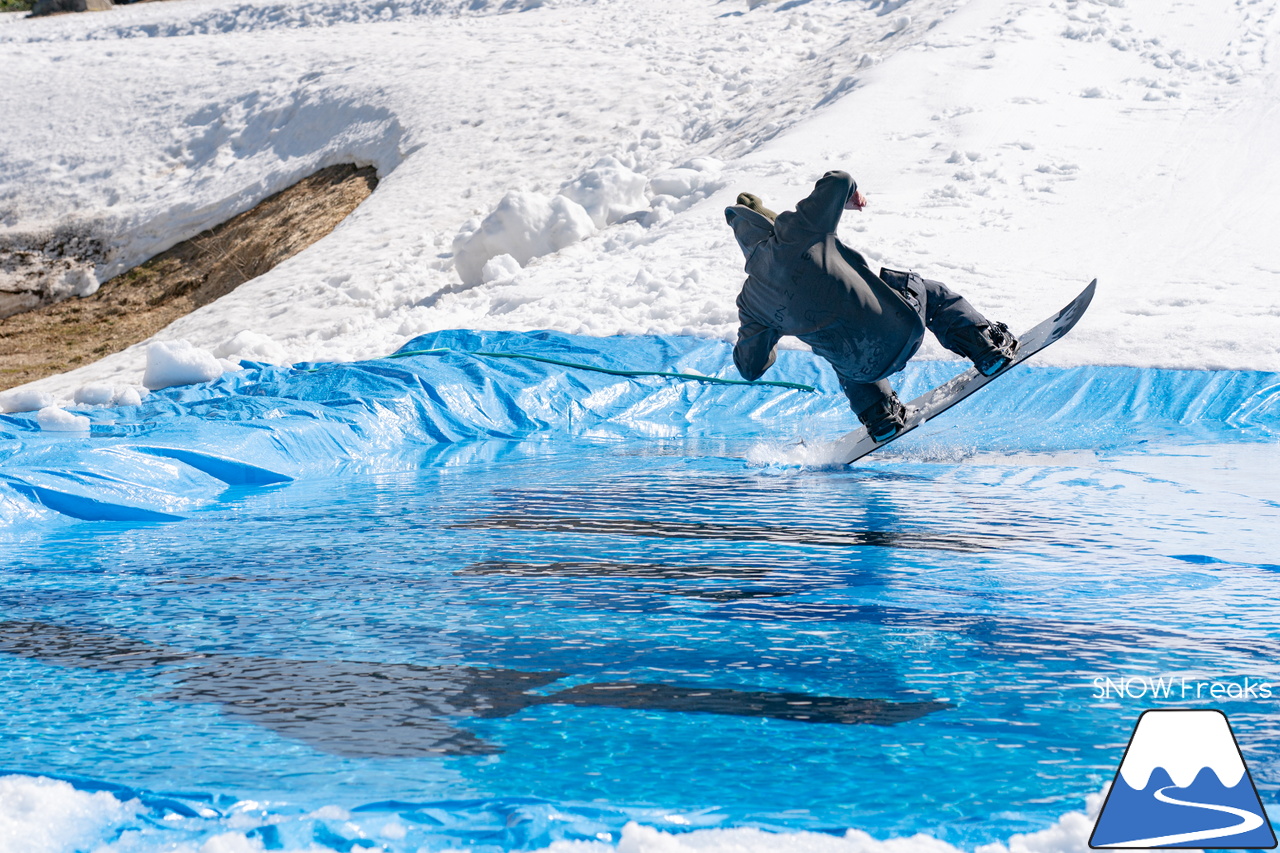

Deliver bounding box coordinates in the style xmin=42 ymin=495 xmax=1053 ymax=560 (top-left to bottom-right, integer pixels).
xmin=559 ymin=156 xmax=651 ymax=229
xmin=0 ymin=775 xmax=142 ymax=853
xmin=453 ymin=189 xmax=598 ymax=286
xmin=0 ymin=387 xmax=53 ymax=413
xmin=537 ymin=801 xmax=1109 ymax=852
xmin=0 ymin=774 xmax=1123 ymax=853
xmin=2 ymin=0 xmax=1273 ymax=405
xmin=142 ymin=339 xmax=242 ymax=390
xmin=34 ymin=405 xmax=90 ymax=431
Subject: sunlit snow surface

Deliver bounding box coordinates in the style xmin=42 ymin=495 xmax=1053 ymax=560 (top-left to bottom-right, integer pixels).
xmin=1 ymin=334 xmax=1278 ymax=852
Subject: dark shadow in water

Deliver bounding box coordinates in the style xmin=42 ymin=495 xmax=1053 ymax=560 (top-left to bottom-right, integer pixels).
xmin=0 ymin=620 xmax=950 ymax=758
xmin=451 ymin=515 xmax=1007 ymax=552
xmin=159 ymin=657 xmax=563 ymax=757
xmin=544 ymin=682 xmax=947 ymax=725
xmin=0 ymin=619 xmax=195 ymax=671
xmin=460 ymin=560 xmax=774 ymax=581
xmin=651 ymin=587 xmax=804 ymax=601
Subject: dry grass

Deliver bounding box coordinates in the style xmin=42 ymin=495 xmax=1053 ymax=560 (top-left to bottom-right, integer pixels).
xmin=0 ymin=164 xmax=377 ymax=391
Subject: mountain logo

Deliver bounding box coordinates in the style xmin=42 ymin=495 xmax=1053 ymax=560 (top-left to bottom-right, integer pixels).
xmin=1090 ymin=709 xmax=1276 ymax=849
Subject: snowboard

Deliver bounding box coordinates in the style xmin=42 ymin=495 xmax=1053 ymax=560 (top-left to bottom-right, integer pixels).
xmin=784 ymin=279 xmax=1096 ymax=466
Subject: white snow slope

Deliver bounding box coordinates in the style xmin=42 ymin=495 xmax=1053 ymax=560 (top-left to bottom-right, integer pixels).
xmin=2 ymin=0 xmax=1278 ymax=406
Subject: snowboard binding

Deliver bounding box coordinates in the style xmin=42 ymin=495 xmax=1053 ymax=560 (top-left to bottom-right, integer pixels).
xmin=951 ymin=321 xmax=1019 ymax=377
xmin=857 ymin=392 xmax=907 ymax=443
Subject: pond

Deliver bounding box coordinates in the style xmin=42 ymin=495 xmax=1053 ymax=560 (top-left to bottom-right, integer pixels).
xmin=2 ymin=331 xmax=1277 ymax=851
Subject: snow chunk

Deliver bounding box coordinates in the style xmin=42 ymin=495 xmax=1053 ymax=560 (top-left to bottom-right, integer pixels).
xmin=61 ymin=266 xmax=99 ymax=299
xmin=0 ymin=388 xmax=54 ymax=414
xmin=72 ymin=383 xmax=146 ymax=408
xmin=0 ymin=775 xmax=142 ymax=853
xmin=559 ymin=156 xmax=649 ymax=228
xmin=648 ymin=157 xmax=724 ymax=199
xmin=36 ymin=406 xmax=89 ymax=432
xmin=649 ymin=169 xmax=703 ymax=198
xmin=452 ymin=191 xmax=596 ymax=286
xmin=143 ymin=339 xmax=235 ymax=390
xmin=481 ymin=253 xmax=523 ymax=283
xmin=213 ymin=330 xmax=289 ymax=365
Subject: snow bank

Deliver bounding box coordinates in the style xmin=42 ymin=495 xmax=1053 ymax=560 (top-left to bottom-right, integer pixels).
xmin=7 ymin=0 xmax=1279 ymax=403
xmin=2 ymin=0 xmax=571 ymax=43
xmin=537 ymin=800 xmax=1109 ymax=852
xmin=0 ymin=0 xmax=987 ymax=401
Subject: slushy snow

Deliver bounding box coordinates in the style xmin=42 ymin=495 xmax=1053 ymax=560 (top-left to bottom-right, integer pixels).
xmin=0 ymin=774 xmax=1127 ymax=853
xmin=0 ymin=775 xmax=142 ymax=853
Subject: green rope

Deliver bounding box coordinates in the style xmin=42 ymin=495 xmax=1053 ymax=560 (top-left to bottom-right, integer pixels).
xmin=385 ymin=347 xmax=817 ymax=393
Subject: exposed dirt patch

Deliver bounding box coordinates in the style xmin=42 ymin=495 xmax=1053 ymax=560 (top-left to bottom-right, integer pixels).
xmin=0 ymin=163 xmax=377 ymax=391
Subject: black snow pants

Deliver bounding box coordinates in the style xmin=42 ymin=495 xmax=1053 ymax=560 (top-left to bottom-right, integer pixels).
xmin=836 ymin=270 xmax=992 ymax=414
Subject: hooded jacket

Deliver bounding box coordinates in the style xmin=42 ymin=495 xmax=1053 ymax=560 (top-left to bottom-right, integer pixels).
xmin=725 ymin=171 xmax=927 ymax=387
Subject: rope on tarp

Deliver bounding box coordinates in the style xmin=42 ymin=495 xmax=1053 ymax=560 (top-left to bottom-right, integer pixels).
xmin=383 ymin=347 xmax=819 ymax=393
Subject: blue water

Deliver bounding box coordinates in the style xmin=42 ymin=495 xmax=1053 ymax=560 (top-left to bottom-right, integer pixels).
xmin=1 ymin=331 xmax=1278 ymax=851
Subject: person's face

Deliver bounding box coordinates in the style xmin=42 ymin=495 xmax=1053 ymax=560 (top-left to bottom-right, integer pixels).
xmin=844 ymin=189 xmax=867 ymax=211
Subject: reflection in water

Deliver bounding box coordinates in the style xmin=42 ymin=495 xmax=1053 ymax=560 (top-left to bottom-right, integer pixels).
xmin=453 ymin=515 xmax=1007 ymax=552
xmin=0 ymin=620 xmax=948 ymax=757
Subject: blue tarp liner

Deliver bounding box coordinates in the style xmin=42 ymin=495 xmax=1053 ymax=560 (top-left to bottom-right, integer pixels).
xmin=3 ymin=330 xmax=1280 ymax=852
xmin=1 ymin=330 xmax=1277 ymax=531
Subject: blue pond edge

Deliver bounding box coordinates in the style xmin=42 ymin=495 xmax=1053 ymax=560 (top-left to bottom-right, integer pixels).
xmin=1 ymin=329 xmax=1277 ymax=533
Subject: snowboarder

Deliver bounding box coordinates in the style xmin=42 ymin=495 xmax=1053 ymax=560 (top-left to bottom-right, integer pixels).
xmin=725 ymin=170 xmax=1018 ymax=441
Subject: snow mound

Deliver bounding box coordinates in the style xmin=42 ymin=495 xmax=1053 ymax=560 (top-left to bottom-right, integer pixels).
xmin=212 ymin=330 xmax=290 ymax=365
xmin=452 ymin=191 xmax=597 ymax=286
xmin=559 ymin=156 xmax=649 ymax=228
xmin=0 ymin=388 xmax=54 ymax=414
xmin=35 ymin=406 xmax=89 ymax=432
xmin=142 ymin=340 xmax=241 ymax=391
xmin=72 ymin=383 xmax=146 ymax=408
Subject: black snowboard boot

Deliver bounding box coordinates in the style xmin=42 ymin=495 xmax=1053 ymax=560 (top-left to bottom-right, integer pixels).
xmin=856 ymin=392 xmax=907 ymax=442
xmin=951 ymin=322 xmax=1019 ymax=377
